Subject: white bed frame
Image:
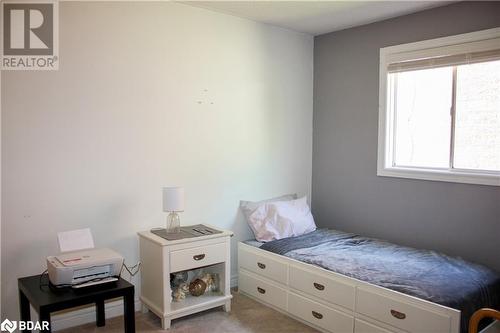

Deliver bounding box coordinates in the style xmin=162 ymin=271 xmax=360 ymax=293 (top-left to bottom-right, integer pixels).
xmin=238 ymin=242 xmax=462 ymax=333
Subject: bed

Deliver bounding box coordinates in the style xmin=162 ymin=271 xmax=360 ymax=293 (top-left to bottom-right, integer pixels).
xmin=238 ymin=228 xmax=500 ymax=333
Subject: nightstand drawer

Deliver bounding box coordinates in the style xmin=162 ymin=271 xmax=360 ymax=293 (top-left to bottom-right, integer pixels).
xmin=170 ymin=242 xmax=226 ymax=272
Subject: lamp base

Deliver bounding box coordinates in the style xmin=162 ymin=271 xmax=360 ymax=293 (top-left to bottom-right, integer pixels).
xmin=166 ymin=212 xmax=180 ymax=234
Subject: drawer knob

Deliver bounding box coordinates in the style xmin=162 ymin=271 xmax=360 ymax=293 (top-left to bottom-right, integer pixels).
xmin=390 ymin=309 xmax=406 ymax=320
xmin=257 ymin=262 xmax=266 ymax=269
xmin=313 ymin=282 xmax=325 ymax=291
xmin=312 ymin=311 xmax=323 ymax=319
xmin=193 ymin=254 xmax=206 ymax=261
xmin=257 ymin=287 xmax=266 ymax=294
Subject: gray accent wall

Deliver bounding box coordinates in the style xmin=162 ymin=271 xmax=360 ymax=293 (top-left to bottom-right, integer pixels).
xmin=312 ymin=2 xmax=500 ymax=272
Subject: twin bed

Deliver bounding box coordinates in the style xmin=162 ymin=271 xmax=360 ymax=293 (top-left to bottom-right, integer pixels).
xmin=238 ymin=228 xmax=500 ymax=333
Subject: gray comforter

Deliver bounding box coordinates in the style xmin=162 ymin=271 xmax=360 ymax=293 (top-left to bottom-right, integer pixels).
xmin=259 ymin=229 xmax=500 ymax=333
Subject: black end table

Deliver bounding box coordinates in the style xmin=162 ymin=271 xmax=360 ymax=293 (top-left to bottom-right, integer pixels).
xmin=18 ymin=275 xmax=135 ymax=332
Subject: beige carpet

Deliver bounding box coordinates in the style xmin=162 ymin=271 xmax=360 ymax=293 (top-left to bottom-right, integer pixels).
xmin=59 ymin=291 xmax=319 ymax=332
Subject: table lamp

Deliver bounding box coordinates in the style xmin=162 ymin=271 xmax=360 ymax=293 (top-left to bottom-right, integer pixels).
xmin=163 ymin=187 xmax=184 ymax=234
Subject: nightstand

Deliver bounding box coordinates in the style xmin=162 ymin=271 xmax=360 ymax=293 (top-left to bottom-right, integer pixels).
xmin=138 ymin=225 xmax=233 ymax=329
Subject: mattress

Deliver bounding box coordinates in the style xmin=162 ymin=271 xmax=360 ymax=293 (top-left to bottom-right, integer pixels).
xmin=243 ymin=229 xmax=500 ymax=333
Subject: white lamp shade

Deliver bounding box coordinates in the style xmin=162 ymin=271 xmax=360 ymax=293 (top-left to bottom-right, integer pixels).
xmin=163 ymin=187 xmax=184 ymax=212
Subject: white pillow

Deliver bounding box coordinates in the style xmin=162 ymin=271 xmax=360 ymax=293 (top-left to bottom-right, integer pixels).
xmin=248 ymin=196 xmax=316 ymax=242
xmin=240 ymin=194 xmax=297 ymax=223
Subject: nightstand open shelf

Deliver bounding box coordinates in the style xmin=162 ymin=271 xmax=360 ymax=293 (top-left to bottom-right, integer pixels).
xmin=138 ymin=225 xmax=233 ymax=329
xmin=170 ymin=292 xmax=226 ymax=313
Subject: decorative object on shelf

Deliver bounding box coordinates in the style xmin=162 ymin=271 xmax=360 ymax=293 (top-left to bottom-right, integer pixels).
xmin=190 ymin=268 xmax=204 ymax=281
xmin=170 ymin=271 xmax=188 ymax=288
xmin=172 ymin=282 xmax=189 ymax=302
xmin=163 ymin=187 xmax=184 ymax=234
xmin=200 ymin=273 xmax=218 ymax=293
xmin=189 ymin=278 xmax=207 ymax=296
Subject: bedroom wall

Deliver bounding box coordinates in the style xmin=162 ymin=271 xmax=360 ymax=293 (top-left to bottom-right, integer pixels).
xmin=313 ymin=1 xmax=500 ymax=272
xmin=1 ymin=2 xmax=313 ymax=322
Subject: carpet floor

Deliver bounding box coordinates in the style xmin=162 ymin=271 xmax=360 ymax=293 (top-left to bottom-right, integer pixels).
xmin=58 ymin=291 xmax=319 ymax=332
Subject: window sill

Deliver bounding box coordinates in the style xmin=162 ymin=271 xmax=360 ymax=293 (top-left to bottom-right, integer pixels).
xmin=377 ymin=166 xmax=500 ymax=187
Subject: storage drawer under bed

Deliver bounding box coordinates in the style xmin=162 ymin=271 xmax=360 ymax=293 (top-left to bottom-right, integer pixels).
xmin=239 ymin=271 xmax=287 ymax=310
xmin=356 ymin=287 xmax=451 ymax=333
xmin=354 ymin=319 xmax=395 ymax=333
xmin=288 ymin=292 xmax=354 ymax=333
xmin=289 ymin=264 xmax=355 ymax=310
xmin=239 ymin=246 xmax=287 ymax=283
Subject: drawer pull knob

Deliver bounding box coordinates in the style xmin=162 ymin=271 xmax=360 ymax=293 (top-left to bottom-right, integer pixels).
xmin=193 ymin=254 xmax=206 ymax=261
xmin=312 ymin=311 xmax=323 ymax=319
xmin=257 ymin=262 xmax=266 ymax=269
xmin=391 ymin=309 xmax=406 ymax=320
xmin=257 ymin=287 xmax=266 ymax=294
xmin=313 ymin=282 xmax=325 ymax=291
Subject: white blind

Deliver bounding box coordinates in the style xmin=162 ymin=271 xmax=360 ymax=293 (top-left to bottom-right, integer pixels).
xmin=386 ymin=37 xmax=500 ymax=73
xmin=387 ymin=49 xmax=500 ymax=73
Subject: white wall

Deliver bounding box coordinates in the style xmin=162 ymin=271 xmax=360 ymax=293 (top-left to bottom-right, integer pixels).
xmin=1 ymin=1 xmax=313 ymax=322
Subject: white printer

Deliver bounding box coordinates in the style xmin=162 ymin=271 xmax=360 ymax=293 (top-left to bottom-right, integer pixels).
xmin=47 ymin=248 xmax=124 ymax=288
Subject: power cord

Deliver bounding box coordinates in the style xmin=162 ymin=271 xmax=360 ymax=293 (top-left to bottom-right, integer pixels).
xmin=39 ymin=269 xmax=49 ymax=290
xmin=120 ymin=261 xmax=141 ymax=280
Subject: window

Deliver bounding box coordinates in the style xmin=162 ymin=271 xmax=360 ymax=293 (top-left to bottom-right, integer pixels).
xmin=378 ymin=28 xmax=500 ymax=186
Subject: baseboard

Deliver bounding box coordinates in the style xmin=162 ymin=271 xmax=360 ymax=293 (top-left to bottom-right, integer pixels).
xmin=50 ymin=298 xmax=141 ymax=331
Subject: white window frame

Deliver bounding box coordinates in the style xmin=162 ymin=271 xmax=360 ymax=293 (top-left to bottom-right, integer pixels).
xmin=378 ymin=28 xmax=500 ymax=187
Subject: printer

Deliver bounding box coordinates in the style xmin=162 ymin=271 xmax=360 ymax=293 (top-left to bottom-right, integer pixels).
xmin=47 ymin=248 xmax=124 ymax=288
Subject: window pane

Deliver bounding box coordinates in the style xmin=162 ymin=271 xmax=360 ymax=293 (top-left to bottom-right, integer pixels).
xmin=392 ymin=67 xmax=453 ymax=168
xmin=454 ymin=60 xmax=500 ymax=172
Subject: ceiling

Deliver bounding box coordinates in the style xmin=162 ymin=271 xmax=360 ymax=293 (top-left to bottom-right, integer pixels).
xmin=181 ymin=1 xmax=452 ymax=36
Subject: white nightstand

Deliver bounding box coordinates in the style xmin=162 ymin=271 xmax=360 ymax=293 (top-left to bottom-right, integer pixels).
xmin=138 ymin=225 xmax=233 ymax=329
